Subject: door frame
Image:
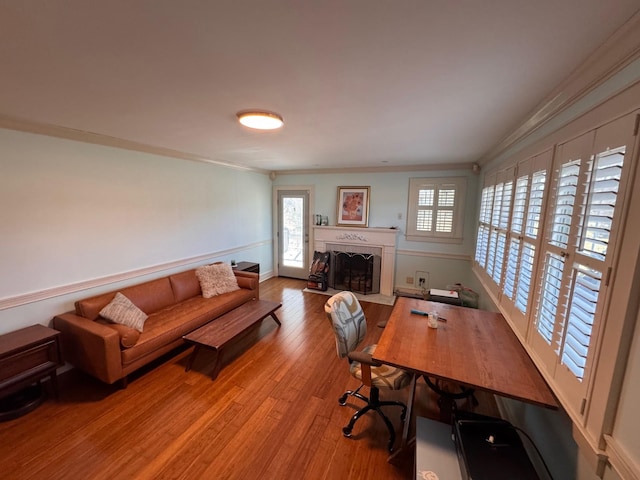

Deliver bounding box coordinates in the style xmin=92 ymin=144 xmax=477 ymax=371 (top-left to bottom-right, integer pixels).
xmin=272 ymin=185 xmax=315 ymax=278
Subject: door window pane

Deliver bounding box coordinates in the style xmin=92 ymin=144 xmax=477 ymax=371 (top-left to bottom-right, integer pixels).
xmin=282 ymin=197 xmax=304 ymax=268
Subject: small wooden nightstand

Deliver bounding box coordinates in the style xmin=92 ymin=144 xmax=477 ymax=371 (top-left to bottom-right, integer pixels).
xmin=0 ymin=324 xmax=63 ymax=416
xmin=233 ymin=261 xmax=260 ymax=274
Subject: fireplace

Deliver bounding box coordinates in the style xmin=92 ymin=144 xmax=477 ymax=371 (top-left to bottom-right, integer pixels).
xmin=329 ymin=251 xmax=381 ymax=295
xmin=313 ymin=226 xmax=398 ymax=297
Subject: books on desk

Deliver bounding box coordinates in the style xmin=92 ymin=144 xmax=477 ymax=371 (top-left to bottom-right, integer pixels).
xmin=428 ymin=289 xmax=462 ymax=306
xmin=429 ymin=288 xmax=459 ymax=299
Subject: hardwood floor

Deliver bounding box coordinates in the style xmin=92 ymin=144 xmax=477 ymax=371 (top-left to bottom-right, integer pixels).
xmin=0 ymin=277 xmax=497 ymax=479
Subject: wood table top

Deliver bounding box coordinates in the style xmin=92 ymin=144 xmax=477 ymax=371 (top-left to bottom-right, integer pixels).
xmin=373 ymin=297 xmax=557 ymax=409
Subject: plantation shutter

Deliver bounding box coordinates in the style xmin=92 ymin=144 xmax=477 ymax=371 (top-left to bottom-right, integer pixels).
xmin=499 ymin=153 xmax=551 ymax=337
xmin=486 ymin=177 xmax=504 ymax=282
xmin=473 ymin=109 xmax=638 ymax=421
xmin=535 ymin=159 xmax=580 ymax=350
xmin=559 ymin=146 xmax=624 ymax=380
xmin=475 ymin=182 xmax=494 ymax=269
xmin=492 ymin=172 xmax=513 ymax=286
xmin=416 ymin=187 xmax=435 ymax=232
xmin=408 ymin=177 xmax=466 ymax=242
xmin=517 ymin=168 xmax=547 ymax=313
xmin=416 ymin=182 xmax=458 ymax=234
xmin=529 ymin=113 xmax=636 ymax=414
xmin=503 ymin=175 xmax=528 ymax=301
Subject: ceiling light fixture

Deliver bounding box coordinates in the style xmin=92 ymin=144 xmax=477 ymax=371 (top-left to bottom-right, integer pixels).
xmin=236 ymin=110 xmax=284 ymax=130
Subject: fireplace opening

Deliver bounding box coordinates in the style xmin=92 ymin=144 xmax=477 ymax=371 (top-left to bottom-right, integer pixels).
xmin=329 ymin=251 xmax=381 ymax=295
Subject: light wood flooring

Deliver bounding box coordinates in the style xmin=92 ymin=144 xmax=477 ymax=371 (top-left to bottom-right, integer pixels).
xmin=0 ymin=277 xmax=497 ymax=479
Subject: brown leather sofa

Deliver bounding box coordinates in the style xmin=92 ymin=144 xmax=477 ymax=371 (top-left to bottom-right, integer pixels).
xmin=53 ymin=268 xmax=259 ymax=385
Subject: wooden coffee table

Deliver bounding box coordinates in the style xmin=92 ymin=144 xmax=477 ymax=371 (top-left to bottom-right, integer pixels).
xmin=183 ymin=299 xmax=282 ymax=380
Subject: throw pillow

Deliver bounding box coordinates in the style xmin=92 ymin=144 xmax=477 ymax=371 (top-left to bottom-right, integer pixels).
xmin=99 ymin=292 xmax=148 ymax=332
xmin=195 ymin=263 xmax=240 ymax=298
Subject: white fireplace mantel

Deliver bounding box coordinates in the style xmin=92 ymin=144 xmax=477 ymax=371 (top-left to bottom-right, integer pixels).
xmin=313 ymin=226 xmax=398 ymax=296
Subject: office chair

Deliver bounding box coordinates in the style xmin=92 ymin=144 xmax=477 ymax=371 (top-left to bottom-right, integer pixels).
xmin=325 ymin=291 xmax=412 ymax=452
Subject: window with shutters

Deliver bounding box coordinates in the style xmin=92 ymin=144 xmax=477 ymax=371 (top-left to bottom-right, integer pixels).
xmin=473 ymin=111 xmax=637 ymax=416
xmin=535 ymin=159 xmax=580 ymax=351
xmin=475 ymin=183 xmax=494 ymax=268
xmin=533 ymin=144 xmax=626 ymax=383
xmin=503 ymin=175 xmax=527 ymax=301
xmin=406 ymin=177 xmax=466 ymax=242
xmin=490 ymin=173 xmax=514 ymax=286
xmin=476 ymin=168 xmax=516 ymax=294
xmin=501 ymin=155 xmax=550 ymax=333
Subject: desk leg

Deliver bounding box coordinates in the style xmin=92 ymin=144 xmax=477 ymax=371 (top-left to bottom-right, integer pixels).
xmin=387 ymin=373 xmax=417 ymax=462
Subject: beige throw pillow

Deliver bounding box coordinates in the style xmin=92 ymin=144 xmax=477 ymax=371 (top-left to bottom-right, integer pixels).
xmin=99 ymin=292 xmax=148 ymax=332
xmin=196 ymin=263 xmax=240 ymax=298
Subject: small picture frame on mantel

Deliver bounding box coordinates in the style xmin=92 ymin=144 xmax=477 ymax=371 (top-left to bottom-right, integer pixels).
xmin=337 ymin=186 xmax=370 ymax=227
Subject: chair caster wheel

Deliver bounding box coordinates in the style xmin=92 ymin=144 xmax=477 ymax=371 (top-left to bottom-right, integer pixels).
xmin=342 ymin=427 xmax=352 ymax=437
xmin=338 ymin=395 xmax=347 ymax=406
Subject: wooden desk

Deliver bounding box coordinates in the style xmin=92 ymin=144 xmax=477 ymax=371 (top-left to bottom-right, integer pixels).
xmin=373 ymin=298 xmax=556 ymax=409
xmin=374 ymin=298 xmax=556 ymax=461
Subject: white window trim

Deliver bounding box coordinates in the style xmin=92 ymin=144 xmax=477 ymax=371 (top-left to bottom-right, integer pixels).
xmin=406 ymin=176 xmax=466 ymax=243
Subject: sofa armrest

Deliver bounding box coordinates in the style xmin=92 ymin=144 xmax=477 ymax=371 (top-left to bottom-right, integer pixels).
xmin=53 ymin=312 xmax=124 ymax=384
xmin=234 ymin=271 xmax=259 ymax=299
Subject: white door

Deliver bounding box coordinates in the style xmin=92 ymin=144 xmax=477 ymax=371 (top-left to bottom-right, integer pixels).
xmin=277 ymin=190 xmax=310 ymax=279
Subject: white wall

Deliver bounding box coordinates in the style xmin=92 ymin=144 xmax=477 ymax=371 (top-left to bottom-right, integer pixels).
xmin=275 ymin=169 xmax=480 ymax=291
xmin=0 ymin=128 xmax=273 ymax=335
xmin=607 ymin=306 xmax=640 ymax=478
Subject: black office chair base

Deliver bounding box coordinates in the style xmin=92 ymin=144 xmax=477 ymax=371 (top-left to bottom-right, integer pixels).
xmin=339 ymin=384 xmax=368 ymax=406
xmin=338 ymin=385 xmax=407 ymax=452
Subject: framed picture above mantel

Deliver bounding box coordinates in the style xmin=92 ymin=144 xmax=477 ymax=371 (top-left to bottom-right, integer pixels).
xmin=337 ymin=186 xmax=370 ymax=227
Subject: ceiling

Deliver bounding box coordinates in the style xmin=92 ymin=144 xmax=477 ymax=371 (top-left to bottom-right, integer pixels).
xmin=1 ymin=1 xmax=638 ymax=173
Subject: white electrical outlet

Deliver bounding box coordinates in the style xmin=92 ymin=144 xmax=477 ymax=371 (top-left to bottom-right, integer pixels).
xmin=416 ymin=271 xmax=429 ymax=289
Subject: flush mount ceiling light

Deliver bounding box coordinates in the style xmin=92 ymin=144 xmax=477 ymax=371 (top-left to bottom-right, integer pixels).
xmin=236 ymin=110 xmax=284 ymax=130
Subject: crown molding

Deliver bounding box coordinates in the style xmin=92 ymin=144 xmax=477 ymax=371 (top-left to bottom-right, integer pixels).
xmin=0 ymin=114 xmax=270 ymax=175
xmin=479 ymin=10 xmax=640 ymax=166
xmin=276 ymin=162 xmax=476 ymax=176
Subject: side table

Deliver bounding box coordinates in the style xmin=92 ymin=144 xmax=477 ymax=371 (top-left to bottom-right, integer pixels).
xmin=233 ymin=261 xmax=260 ymax=274
xmin=0 ymin=324 xmax=63 ymax=421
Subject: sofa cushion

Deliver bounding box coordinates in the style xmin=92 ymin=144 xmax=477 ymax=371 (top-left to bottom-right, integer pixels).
xmin=99 ymin=292 xmax=148 ymax=332
xmin=119 ymin=277 xmax=176 ymax=315
xmin=196 ymin=263 xmax=240 ymax=298
xmin=121 ymin=287 xmax=255 ymax=366
xmin=76 ymin=277 xmax=176 ymax=320
xmin=169 ymin=269 xmax=202 ymax=303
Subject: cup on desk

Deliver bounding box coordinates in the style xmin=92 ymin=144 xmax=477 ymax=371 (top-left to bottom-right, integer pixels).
xmin=428 ymin=312 xmax=439 ymax=329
